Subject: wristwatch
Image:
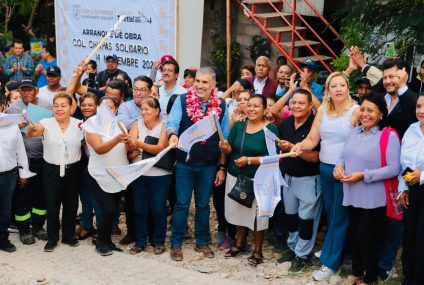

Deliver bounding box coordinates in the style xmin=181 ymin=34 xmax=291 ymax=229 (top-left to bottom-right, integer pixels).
xmin=248 ymin=157 xmax=251 ymax=165
xmin=167 ymin=132 xmax=176 ymax=140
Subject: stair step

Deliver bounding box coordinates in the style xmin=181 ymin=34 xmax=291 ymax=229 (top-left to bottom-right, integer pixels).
xmin=267 ymin=26 xmax=307 ymax=33
xmin=293 ymin=55 xmax=333 ymax=62
xmin=243 ymin=0 xmax=282 ymax=3
xmin=280 ymin=40 xmax=320 ymax=48
xmin=254 ymin=12 xmax=291 ymax=19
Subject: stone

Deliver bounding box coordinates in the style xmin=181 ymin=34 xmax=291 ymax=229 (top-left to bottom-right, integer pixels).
xmin=196 ymin=265 xmax=212 ymax=274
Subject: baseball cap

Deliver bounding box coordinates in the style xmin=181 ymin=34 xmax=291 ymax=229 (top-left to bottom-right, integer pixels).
xmin=355 ymin=77 xmax=371 ymax=86
xmin=106 ymin=54 xmax=119 ymax=62
xmin=298 ymin=59 xmax=320 ymax=72
xmin=160 ymin=55 xmax=174 ymax=67
xmin=20 ymin=77 xmax=37 ymax=89
xmin=46 ymin=66 xmax=61 ymax=76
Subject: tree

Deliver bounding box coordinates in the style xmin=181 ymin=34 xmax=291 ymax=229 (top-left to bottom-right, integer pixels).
xmin=335 ymin=0 xmax=424 ymax=64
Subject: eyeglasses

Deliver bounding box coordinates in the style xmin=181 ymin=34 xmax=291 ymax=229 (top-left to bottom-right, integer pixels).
xmin=133 ymin=87 xmax=149 ymax=94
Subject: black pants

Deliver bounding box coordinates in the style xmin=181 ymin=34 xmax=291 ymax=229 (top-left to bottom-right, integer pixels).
xmin=123 ymin=185 xmax=135 ymax=236
xmin=15 ymin=158 xmax=46 ymax=232
xmin=43 ymin=162 xmax=81 ymax=243
xmin=213 ymin=179 xmax=236 ymax=239
xmin=402 ymin=185 xmax=424 ymax=285
xmin=348 ymin=206 xmax=385 ymax=283
xmin=90 ymin=175 xmax=121 ymax=245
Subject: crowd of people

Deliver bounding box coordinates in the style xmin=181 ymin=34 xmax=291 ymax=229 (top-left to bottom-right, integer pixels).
xmin=1 ymin=38 xmax=424 ymax=285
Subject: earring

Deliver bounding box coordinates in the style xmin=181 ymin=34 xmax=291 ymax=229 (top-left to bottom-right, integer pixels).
xmin=380 ymin=115 xmax=383 ymax=120
xmin=327 ymin=96 xmax=331 ymax=101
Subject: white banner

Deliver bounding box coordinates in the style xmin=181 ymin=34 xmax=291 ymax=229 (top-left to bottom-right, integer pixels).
xmin=177 ymin=115 xmax=217 ymax=155
xmin=254 ymin=155 xmax=287 ymax=218
xmin=55 ymin=0 xmax=177 ymax=84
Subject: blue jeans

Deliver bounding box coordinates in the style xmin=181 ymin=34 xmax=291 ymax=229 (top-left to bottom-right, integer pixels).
xmin=80 ymin=167 xmax=102 ymax=230
xmin=378 ymin=218 xmax=403 ymax=271
xmin=133 ymin=175 xmax=171 ymax=247
xmin=319 ymin=163 xmax=349 ymax=271
xmin=171 ymin=162 xmax=216 ymax=248
xmin=0 ymin=170 xmax=17 ymax=241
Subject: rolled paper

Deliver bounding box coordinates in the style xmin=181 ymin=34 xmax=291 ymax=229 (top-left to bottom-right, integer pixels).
xmin=217 ymin=126 xmax=225 ymax=142
xmin=84 ymin=15 xmax=126 ymax=64
xmin=280 ymin=152 xmax=297 ymax=158
xmin=118 ymin=121 xmax=127 ymax=134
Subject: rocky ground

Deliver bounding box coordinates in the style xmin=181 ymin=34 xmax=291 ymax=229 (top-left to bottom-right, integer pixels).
xmin=0 ymin=199 xmax=402 ymax=285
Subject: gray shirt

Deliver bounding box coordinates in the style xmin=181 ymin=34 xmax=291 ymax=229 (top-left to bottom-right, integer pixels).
xmin=7 ymin=99 xmax=51 ymax=159
xmin=338 ymin=126 xmax=401 ymax=209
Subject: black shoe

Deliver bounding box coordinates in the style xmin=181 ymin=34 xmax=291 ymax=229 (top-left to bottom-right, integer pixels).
xmin=44 ymin=241 xmax=57 ymax=252
xmin=33 ymin=228 xmax=48 ymax=241
xmin=289 ymin=256 xmax=310 ymax=273
xmin=0 ymin=240 xmax=17 ymax=252
xmin=20 ymin=232 xmax=36 ymax=245
xmin=277 ymin=249 xmax=296 ymax=263
xmin=108 ymin=242 xmax=123 ymax=252
xmin=61 ymin=239 xmax=80 ymax=247
xmin=96 ymin=243 xmax=113 ymax=256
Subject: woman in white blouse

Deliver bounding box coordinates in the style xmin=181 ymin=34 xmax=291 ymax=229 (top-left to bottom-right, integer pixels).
xmin=398 ymin=94 xmax=424 ymax=285
xmin=27 ymin=92 xmax=84 ymax=252
xmin=85 ymin=97 xmax=129 ymax=256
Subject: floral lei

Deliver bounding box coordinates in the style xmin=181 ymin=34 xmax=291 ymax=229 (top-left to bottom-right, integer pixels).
xmin=186 ymin=87 xmax=222 ymax=123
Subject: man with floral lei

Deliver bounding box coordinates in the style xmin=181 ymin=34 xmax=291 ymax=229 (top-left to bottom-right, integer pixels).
xmin=167 ymin=67 xmax=229 ymax=261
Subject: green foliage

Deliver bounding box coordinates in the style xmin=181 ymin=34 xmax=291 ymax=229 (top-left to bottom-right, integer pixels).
xmin=335 ymin=0 xmax=424 ymax=63
xmin=249 ymin=35 xmax=272 ymax=62
xmin=209 ymin=37 xmax=242 ymax=86
xmin=331 ymin=52 xmax=349 ymax=72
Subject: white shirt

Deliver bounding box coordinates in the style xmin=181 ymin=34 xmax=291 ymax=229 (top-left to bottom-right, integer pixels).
xmin=37 ymin=86 xmax=57 ymax=107
xmin=40 ymin=117 xmax=84 ymax=177
xmin=0 ymin=116 xmax=35 ymax=179
xmin=87 ymin=115 xmax=129 ymax=193
xmin=384 ymin=86 xmax=408 ymax=114
xmin=398 ymin=122 xmax=424 ymax=192
xmin=253 ymin=76 xmax=268 ymax=95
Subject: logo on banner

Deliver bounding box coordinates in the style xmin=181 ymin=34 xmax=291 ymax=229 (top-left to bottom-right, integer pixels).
xmin=72 ymin=5 xmax=81 ymax=20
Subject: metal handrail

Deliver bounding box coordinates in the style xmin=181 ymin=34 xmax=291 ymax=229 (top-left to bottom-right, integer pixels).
xmin=264 ymin=0 xmax=333 ymax=72
xmin=237 ymin=0 xmax=301 ymax=71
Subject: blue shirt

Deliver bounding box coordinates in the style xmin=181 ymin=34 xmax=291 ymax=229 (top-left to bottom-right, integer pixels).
xmin=4 ymin=53 xmax=34 ymax=81
xmin=398 ymin=122 xmax=424 ymax=192
xmin=166 ymin=96 xmax=230 ymax=139
xmin=36 ymin=58 xmax=57 ymax=88
xmin=117 ymin=100 xmax=141 ymax=130
xmin=311 ymin=81 xmax=324 ymax=102
xmin=159 ymin=84 xmax=186 ymax=112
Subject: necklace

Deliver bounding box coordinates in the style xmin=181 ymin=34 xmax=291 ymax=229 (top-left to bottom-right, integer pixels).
xmin=186 ymin=87 xmax=222 ymax=123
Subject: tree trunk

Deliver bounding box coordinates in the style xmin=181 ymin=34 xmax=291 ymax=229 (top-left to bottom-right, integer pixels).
xmin=22 ymin=0 xmax=40 ymax=38
xmin=4 ymin=4 xmax=16 ymax=34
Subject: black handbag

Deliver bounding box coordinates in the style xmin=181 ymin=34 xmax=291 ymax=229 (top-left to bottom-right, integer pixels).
xmin=227 ymin=122 xmax=255 ymax=208
xmin=141 ymin=135 xmax=175 ymax=171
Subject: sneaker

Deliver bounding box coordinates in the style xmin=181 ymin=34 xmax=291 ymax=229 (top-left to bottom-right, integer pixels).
xmin=111 ymin=224 xmax=121 ymax=235
xmin=61 ymin=239 xmax=80 ymax=247
xmin=216 ymin=231 xmax=226 ymax=246
xmin=277 ymin=249 xmax=295 ymax=264
xmin=7 ymin=223 xmax=19 ymax=233
xmin=194 ymin=245 xmax=215 ymax=258
xmin=313 ymin=265 xmax=335 ymax=281
xmin=108 ymin=242 xmax=123 ymax=252
xmin=33 ymin=228 xmax=48 ymax=241
xmin=96 ymin=243 xmax=113 ymax=256
xmin=20 ymin=232 xmax=36 ymax=245
xmin=170 ymin=247 xmax=183 ymax=261
xmin=0 ymin=240 xmax=16 ymax=252
xmin=44 ymin=242 xmax=57 ymax=252
xmin=289 ymin=256 xmax=310 ymax=273
xmin=314 ymin=250 xmax=322 ymax=258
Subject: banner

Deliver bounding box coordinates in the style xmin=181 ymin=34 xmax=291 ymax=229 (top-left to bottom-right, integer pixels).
xmin=107 ymin=145 xmax=173 ymax=189
xmin=0 ymin=114 xmax=23 ymax=129
xmin=81 ymin=101 xmax=117 ymax=138
xmin=30 ymin=38 xmax=46 ymax=57
xmin=177 ymin=115 xmax=217 ymax=155
xmin=263 ymin=127 xmax=279 ymax=156
xmin=55 ymin=0 xmax=177 ymax=84
xmin=254 ymin=155 xmax=287 ymax=218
